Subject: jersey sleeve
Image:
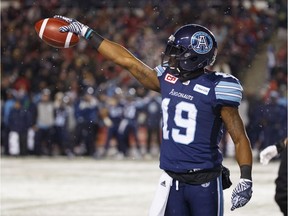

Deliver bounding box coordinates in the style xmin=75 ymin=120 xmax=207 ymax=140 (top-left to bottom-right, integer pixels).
xmin=214 ymin=73 xmax=243 ymax=107
xmin=154 ymin=63 xmax=168 ymax=78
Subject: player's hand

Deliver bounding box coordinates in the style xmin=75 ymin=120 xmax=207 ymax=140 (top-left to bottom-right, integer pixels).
xmin=54 ymin=15 xmax=93 ymax=39
xmin=260 ymin=145 xmax=278 ymax=165
xmin=231 ymin=178 xmax=252 ymax=211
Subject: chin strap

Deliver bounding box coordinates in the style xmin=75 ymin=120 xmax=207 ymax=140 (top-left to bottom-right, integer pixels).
xmin=171 ymin=68 xmax=204 ymax=82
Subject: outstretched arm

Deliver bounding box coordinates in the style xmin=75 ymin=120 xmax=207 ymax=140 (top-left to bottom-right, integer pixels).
xmin=97 ymin=39 xmax=160 ymax=92
xmin=54 ymin=15 xmax=160 ymax=92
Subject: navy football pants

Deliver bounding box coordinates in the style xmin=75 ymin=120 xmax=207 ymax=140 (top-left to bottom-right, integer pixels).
xmin=165 ymin=176 xmax=223 ymax=216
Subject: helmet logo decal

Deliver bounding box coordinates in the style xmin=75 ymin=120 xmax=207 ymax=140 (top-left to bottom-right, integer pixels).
xmin=191 ymin=31 xmax=213 ymax=54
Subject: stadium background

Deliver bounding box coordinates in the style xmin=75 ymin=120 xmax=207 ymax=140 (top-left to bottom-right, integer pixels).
xmin=1 ymin=0 xmax=287 ymax=216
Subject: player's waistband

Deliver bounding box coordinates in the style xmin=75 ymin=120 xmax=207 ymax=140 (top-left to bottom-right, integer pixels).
xmin=165 ymin=166 xmax=222 ymax=185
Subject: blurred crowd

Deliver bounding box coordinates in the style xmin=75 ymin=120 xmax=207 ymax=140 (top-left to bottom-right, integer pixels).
xmin=1 ymin=0 xmax=287 ymax=159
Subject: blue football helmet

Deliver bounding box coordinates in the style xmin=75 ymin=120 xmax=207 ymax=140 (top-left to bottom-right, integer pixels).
xmin=161 ymin=24 xmax=218 ymax=81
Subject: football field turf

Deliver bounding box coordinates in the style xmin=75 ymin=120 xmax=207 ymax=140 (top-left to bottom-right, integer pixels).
xmin=1 ymin=157 xmax=282 ymax=216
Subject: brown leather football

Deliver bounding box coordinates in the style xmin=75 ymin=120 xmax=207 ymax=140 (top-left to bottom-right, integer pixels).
xmin=35 ymin=18 xmax=79 ymax=48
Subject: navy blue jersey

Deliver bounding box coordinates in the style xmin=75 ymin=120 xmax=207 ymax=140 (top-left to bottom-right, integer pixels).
xmin=108 ymin=103 xmax=123 ymax=125
xmin=155 ymin=65 xmax=243 ymax=173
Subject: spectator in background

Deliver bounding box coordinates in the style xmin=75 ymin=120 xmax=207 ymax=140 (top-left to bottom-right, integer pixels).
xmin=62 ymin=94 xmax=77 ymax=157
xmin=34 ymin=88 xmax=54 ymax=156
xmin=101 ymin=94 xmax=123 ymax=158
xmin=53 ymin=92 xmax=73 ymax=156
xmin=260 ymin=91 xmax=287 ymax=151
xmin=73 ymin=87 xmax=99 ymax=157
xmin=245 ymin=94 xmax=264 ymax=155
xmin=144 ymin=91 xmax=162 ymax=158
xmin=8 ymin=100 xmax=31 ymax=155
xmin=117 ymin=89 xmax=141 ymax=159
xmin=266 ymin=45 xmax=276 ymax=80
xmin=1 ymin=100 xmax=4 ymax=154
xmin=2 ymin=89 xmax=16 ymax=155
xmin=26 ymin=94 xmax=38 ymax=154
xmin=277 ymin=85 xmax=287 ymax=108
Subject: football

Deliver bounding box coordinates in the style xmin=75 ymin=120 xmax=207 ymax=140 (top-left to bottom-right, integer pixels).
xmin=35 ymin=18 xmax=79 ymax=48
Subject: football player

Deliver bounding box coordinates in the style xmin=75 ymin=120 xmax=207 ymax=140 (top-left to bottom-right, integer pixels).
xmin=118 ymin=89 xmax=142 ymax=158
xmin=260 ymin=138 xmax=287 ymax=216
xmin=55 ymin=15 xmax=253 ymax=216
xmin=101 ymin=95 xmax=124 ymax=158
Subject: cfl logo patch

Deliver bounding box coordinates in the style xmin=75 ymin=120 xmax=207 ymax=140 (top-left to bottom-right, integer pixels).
xmin=165 ymin=73 xmax=178 ymax=84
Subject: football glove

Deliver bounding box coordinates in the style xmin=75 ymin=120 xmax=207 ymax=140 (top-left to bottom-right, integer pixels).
xmin=54 ymin=15 xmax=93 ymax=39
xmin=260 ymin=145 xmax=278 ymax=165
xmin=231 ymin=178 xmax=253 ymax=211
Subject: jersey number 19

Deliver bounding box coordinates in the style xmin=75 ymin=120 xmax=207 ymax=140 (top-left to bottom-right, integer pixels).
xmin=162 ymin=98 xmax=197 ymax=145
